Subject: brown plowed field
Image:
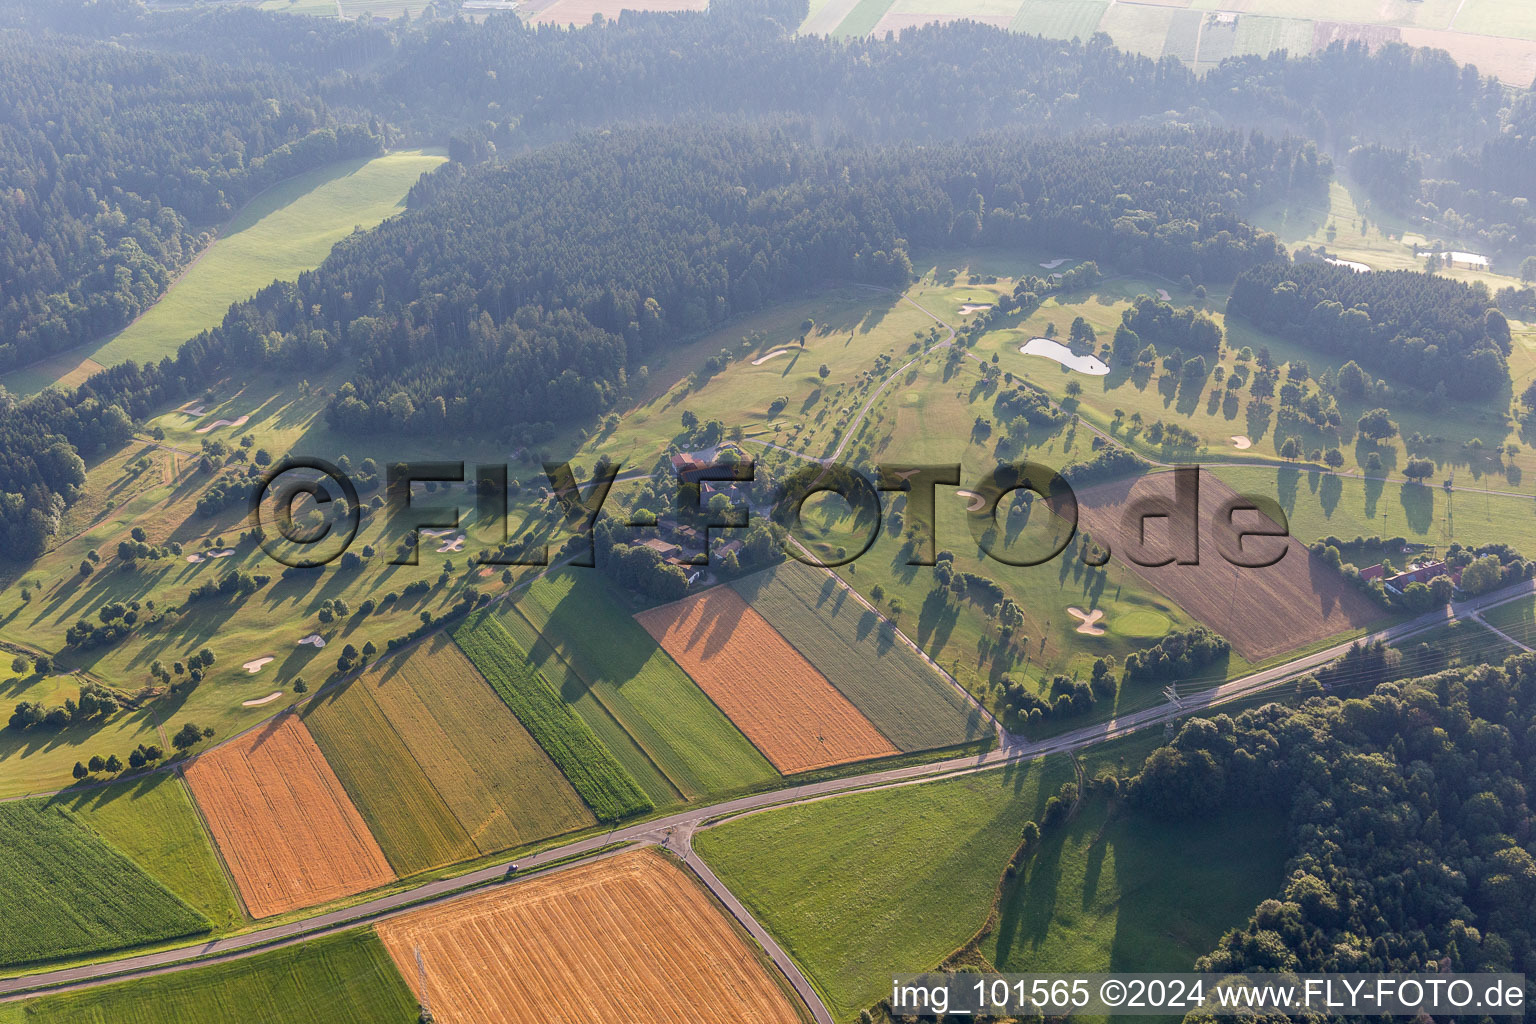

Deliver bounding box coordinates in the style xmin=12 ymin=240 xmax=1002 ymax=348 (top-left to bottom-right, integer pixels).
xmin=183 ymin=714 xmax=395 ymax=918
xmin=1065 ymin=469 xmax=1383 ymax=662
xmin=376 ymin=848 xmax=807 ymax=1024
xmin=635 ymin=587 xmax=897 ymax=773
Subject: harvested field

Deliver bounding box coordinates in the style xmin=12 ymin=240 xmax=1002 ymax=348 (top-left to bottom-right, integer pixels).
xmin=303 ymin=635 xmax=595 ymax=875
xmin=376 ymin=848 xmax=808 ymax=1024
xmin=1063 ymin=469 xmax=1383 ymax=662
xmin=732 ymin=560 xmax=989 ymax=752
xmin=183 ymin=714 xmax=395 ymax=918
xmin=1399 ymin=27 xmax=1536 ymax=86
xmin=637 ymin=586 xmax=898 ymax=773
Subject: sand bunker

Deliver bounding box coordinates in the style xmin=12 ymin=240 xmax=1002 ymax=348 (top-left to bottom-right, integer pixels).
xmin=958 ymin=303 xmax=992 ymax=315
xmin=1156 ymin=288 xmax=1172 ymax=301
xmin=955 ymin=488 xmax=987 ymax=512
xmin=242 ymin=656 xmax=275 ymax=673
xmin=750 ymin=347 xmax=795 ymax=365
xmin=1020 ymin=337 xmax=1110 ymax=375
xmin=297 ymin=634 xmax=326 ymax=648
xmin=181 ymin=404 xmax=207 ymax=416
xmin=1231 ymin=435 xmax=1252 ymax=450
xmin=194 ymin=414 xmax=251 ymax=434
xmin=419 ymin=527 xmax=456 ymax=539
xmin=1067 ymin=606 xmax=1106 ymax=636
xmin=186 ymin=554 xmax=204 ymax=563
xmin=186 ymin=548 xmax=235 ymax=564
xmin=1325 ymin=257 xmax=1371 ymax=273
xmin=242 ymin=691 xmax=285 ymax=707
xmin=436 ymin=534 xmax=466 ymax=553
xmin=1039 ymin=258 xmax=1067 ymax=269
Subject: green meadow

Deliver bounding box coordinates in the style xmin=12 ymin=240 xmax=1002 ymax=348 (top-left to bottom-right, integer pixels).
xmin=696 ymin=759 xmax=1073 ymax=1022
xmin=986 ymin=796 xmax=1288 ymax=974
xmin=0 ymin=930 xmax=417 ymax=1024
xmin=3 ymin=149 xmax=445 ymax=397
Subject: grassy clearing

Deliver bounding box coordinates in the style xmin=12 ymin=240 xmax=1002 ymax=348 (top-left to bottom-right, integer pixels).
xmin=0 ymin=929 xmax=416 ymax=1024
xmin=506 ymin=571 xmax=776 ymax=797
xmin=0 ymin=797 xmax=210 ymax=969
xmin=1162 ymin=9 xmax=1202 ymax=63
xmin=1211 ymin=465 xmax=1536 ymax=554
xmin=986 ymin=796 xmax=1288 ymax=973
xmin=1009 ymin=0 xmax=1107 ymax=40
xmin=696 ymin=759 xmax=1071 ymax=1022
xmin=53 ymin=774 xmax=243 ymax=933
xmin=732 ymin=560 xmax=990 ymax=751
xmin=452 ymin=612 xmax=652 ymax=822
xmin=2 ymin=150 xmax=445 ymax=397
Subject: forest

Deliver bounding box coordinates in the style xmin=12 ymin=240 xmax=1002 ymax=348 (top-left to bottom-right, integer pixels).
xmin=1 ymin=0 xmax=1536 ymax=557
xmin=1226 ymin=263 xmax=1513 ymax=399
xmin=1134 ymin=655 xmax=1536 ymax=984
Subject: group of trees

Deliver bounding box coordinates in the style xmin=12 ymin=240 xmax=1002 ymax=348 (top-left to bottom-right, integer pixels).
xmin=1122 ymin=626 xmax=1231 ymax=684
xmin=9 ymin=681 xmax=118 ymax=731
xmin=1131 ymin=656 xmax=1536 ymax=981
xmin=1228 ymin=262 xmax=1512 ymax=398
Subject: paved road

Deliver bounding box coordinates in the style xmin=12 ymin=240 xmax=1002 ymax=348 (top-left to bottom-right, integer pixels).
xmin=5 ymin=576 xmax=1531 ymax=1011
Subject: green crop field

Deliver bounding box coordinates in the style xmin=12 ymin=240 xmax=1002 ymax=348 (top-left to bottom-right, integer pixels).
xmin=54 ymin=775 xmax=243 ymax=933
xmin=304 ymin=635 xmax=596 ymax=875
xmin=696 ymin=759 xmax=1073 ymax=1022
xmin=301 ymin=672 xmax=478 ymax=876
xmin=0 ymin=797 xmax=210 ymax=968
xmin=732 ymin=560 xmax=990 ymax=751
xmin=452 ymin=612 xmax=652 ymax=822
xmin=2 ymin=150 xmax=445 ymax=398
xmin=833 ymin=0 xmax=896 ymax=36
xmin=506 ymin=571 xmax=777 ymax=797
xmin=986 ymin=796 xmax=1289 ymax=972
xmin=1162 ymin=9 xmax=1202 ymax=64
xmin=0 ymin=929 xmax=417 ymax=1024
xmin=495 ymin=603 xmax=684 ymax=807
xmin=1233 ymin=14 xmax=1315 ymax=58
xmin=1010 ymin=0 xmax=1106 ymax=40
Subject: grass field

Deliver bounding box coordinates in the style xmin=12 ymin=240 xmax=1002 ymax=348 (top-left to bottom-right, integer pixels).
xmin=505 ymin=571 xmax=777 ymax=798
xmin=986 ymin=796 xmax=1288 ymax=972
xmin=2 ymin=150 xmax=445 ymax=397
xmin=1010 ymin=0 xmax=1106 ymax=40
xmin=696 ymin=759 xmax=1072 ymax=1022
xmin=303 ymin=635 xmax=595 ymax=876
xmin=1478 ymin=595 xmax=1536 ymax=649
xmin=0 ymin=929 xmax=417 ymax=1024
xmin=0 ymin=797 xmax=210 ymax=968
xmin=52 ymin=775 xmax=242 ymax=933
xmin=452 ymin=612 xmax=653 ymax=822
xmin=1233 ymin=14 xmax=1315 ymax=57
xmin=637 ymin=587 xmax=899 ymax=774
xmin=377 ymin=848 xmax=807 ymax=1024
xmin=731 ymin=560 xmax=990 ymax=751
